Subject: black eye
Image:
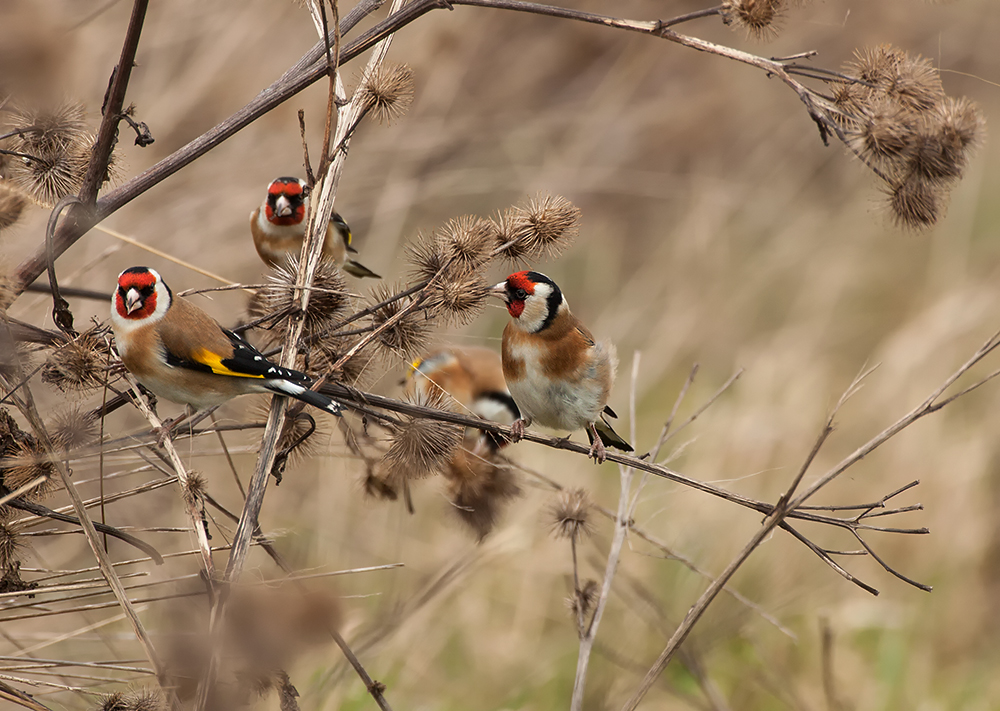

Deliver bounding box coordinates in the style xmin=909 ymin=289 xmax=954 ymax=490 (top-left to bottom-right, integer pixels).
xmin=514 ymin=288 xmax=528 ymax=300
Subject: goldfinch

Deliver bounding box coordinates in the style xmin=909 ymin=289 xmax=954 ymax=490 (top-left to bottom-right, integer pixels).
xmin=249 ymin=176 xmax=381 ymax=279
xmin=110 ymin=267 xmax=344 ymax=424
xmin=490 ymin=271 xmax=632 ymax=462
xmin=405 ymin=346 xmax=520 ymax=453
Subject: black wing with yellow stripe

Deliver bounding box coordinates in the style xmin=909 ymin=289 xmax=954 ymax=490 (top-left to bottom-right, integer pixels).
xmin=164 ymin=328 xmax=309 ymax=383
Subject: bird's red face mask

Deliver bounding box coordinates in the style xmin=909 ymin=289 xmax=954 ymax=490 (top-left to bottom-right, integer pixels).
xmin=115 ymin=269 xmax=158 ymax=320
xmin=265 ymin=179 xmax=307 ymax=226
xmin=491 ymin=271 xmax=535 ymax=319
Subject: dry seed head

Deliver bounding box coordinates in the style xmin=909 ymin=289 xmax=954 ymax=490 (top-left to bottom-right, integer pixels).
xmin=7 ymin=102 xmax=89 ymax=155
xmin=885 ymin=54 xmax=944 ymax=113
xmin=549 ymin=488 xmax=593 ymax=540
xmin=847 ymin=45 xmax=906 ymax=88
xmin=0 ymin=182 xmax=26 ymax=231
xmin=368 ymin=281 xmax=433 ymax=360
xmin=428 ymin=274 xmax=490 ymax=326
xmin=566 ymin=578 xmax=599 ymax=619
xmin=831 ymin=81 xmax=871 ymax=123
xmin=48 ymin=406 xmax=98 ymax=451
xmin=3 ymin=440 xmax=56 ymax=502
xmin=382 ymin=392 xmax=462 ymax=482
xmin=406 ymin=230 xmax=448 ymax=283
xmin=357 ymin=63 xmax=414 ymax=124
xmin=182 ymin=472 xmax=207 ymax=508
xmin=0 ymin=521 xmax=23 ymax=570
xmin=721 ymin=0 xmax=784 ymax=39
xmin=256 ymin=254 xmax=349 ymax=339
xmin=5 ymin=102 xmax=95 ymax=205
xmin=851 ymin=98 xmax=917 ymax=163
xmin=99 ymin=692 xmax=127 ymax=711
xmin=445 ymin=451 xmax=521 ymax=540
xmin=935 ymin=96 xmax=984 ymax=152
xmin=495 ymin=194 xmax=580 ymax=264
xmin=251 ymin=395 xmax=325 ymax=462
xmin=40 ymin=331 xmax=108 ymax=391
xmin=435 ymin=215 xmax=496 ymax=274
xmin=888 ymin=174 xmax=942 ymax=229
xmin=306 ymin=337 xmax=370 ymax=387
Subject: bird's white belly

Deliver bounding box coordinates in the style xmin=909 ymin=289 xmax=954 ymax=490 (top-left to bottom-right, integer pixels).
xmin=507 ymin=353 xmax=602 ymax=433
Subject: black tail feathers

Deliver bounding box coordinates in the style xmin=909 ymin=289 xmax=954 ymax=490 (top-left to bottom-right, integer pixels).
xmin=588 ymin=417 xmax=633 ymax=452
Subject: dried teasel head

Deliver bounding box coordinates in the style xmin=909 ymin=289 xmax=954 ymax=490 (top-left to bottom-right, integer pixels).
xmin=48 ymin=406 xmax=98 ymax=451
xmin=254 ymin=254 xmax=349 ymax=340
xmin=883 ymin=54 xmax=944 ymax=113
xmin=849 ymin=97 xmax=917 ymax=164
xmin=0 ymin=520 xmax=24 ymax=570
xmin=434 ymin=215 xmax=496 ymax=274
xmin=721 ymin=0 xmax=784 ymax=40
xmin=181 ymin=472 xmax=208 ymax=508
xmin=406 ymin=230 xmax=450 ymax=283
xmin=566 ymin=578 xmax=599 ymax=619
xmin=252 ymin=396 xmax=324 ymax=464
xmin=382 ymin=391 xmax=462 ymax=482
xmin=907 ymin=98 xmax=984 ymax=182
xmin=427 ymin=274 xmax=490 ymax=326
xmin=549 ymin=488 xmax=593 ymax=540
xmin=99 ymin=689 xmax=165 ymax=711
xmin=357 ymin=63 xmax=414 ymax=125
xmin=305 ymin=336 xmax=371 ymax=387
xmin=4 ymin=102 xmax=97 ymax=205
xmin=445 ymin=450 xmax=521 ymax=540
xmin=493 ymin=194 xmax=580 ymax=264
xmin=2 ymin=439 xmax=56 ymax=503
xmin=40 ymin=329 xmax=109 ymax=392
xmin=368 ymin=281 xmax=433 ymax=360
xmin=847 ymin=45 xmax=906 ymax=89
xmin=887 ymin=174 xmax=941 ymax=229
xmin=0 ymin=183 xmax=26 ymax=232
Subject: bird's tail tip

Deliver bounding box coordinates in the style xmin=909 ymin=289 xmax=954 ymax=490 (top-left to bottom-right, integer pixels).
xmin=592 ymin=419 xmax=633 ymax=452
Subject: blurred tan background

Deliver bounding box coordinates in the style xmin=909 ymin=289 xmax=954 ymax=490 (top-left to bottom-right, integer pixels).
xmin=4 ymin=0 xmax=1000 ymax=708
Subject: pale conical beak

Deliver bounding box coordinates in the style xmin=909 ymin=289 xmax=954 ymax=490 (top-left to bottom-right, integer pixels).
xmin=488 ymin=282 xmax=507 ymax=301
xmin=274 ymin=195 xmax=293 ymax=218
xmin=125 ymin=288 xmax=143 ymax=314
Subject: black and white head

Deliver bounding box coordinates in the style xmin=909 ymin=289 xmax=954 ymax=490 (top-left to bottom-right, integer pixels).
xmin=490 ymin=270 xmax=567 ymax=334
xmin=111 ymin=266 xmax=172 ymax=333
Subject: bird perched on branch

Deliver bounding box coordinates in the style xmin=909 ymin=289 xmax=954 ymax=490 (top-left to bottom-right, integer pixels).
xmin=490 ymin=271 xmax=632 ymax=463
xmin=249 ymin=176 xmax=381 ymax=279
xmin=110 ymin=267 xmax=344 ymax=434
xmin=405 ymin=346 xmax=520 ymax=453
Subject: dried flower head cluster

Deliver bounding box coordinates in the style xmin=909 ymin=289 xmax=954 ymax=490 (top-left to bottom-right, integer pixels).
xmin=833 ymin=45 xmax=984 ymax=228
xmin=382 ymin=417 xmax=463 ymax=484
xmin=97 ymin=689 xmax=165 ymax=711
xmin=566 ymin=578 xmax=599 ymax=619
xmin=357 ymin=63 xmax=414 ymax=124
xmin=444 ymin=450 xmax=521 ymax=540
xmin=251 ymin=254 xmax=349 ymax=347
xmin=549 ymin=488 xmax=594 ymax=540
xmin=368 ymin=281 xmax=433 ymax=360
xmin=2 ymin=102 xmax=100 ymax=205
xmin=48 ymin=405 xmax=98 ymax=451
xmin=1 ymin=408 xmax=55 ymax=506
xmin=40 ymin=329 xmax=110 ymax=391
xmin=721 ymin=0 xmax=785 ymax=40
xmin=492 ymin=194 xmax=580 ymax=264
